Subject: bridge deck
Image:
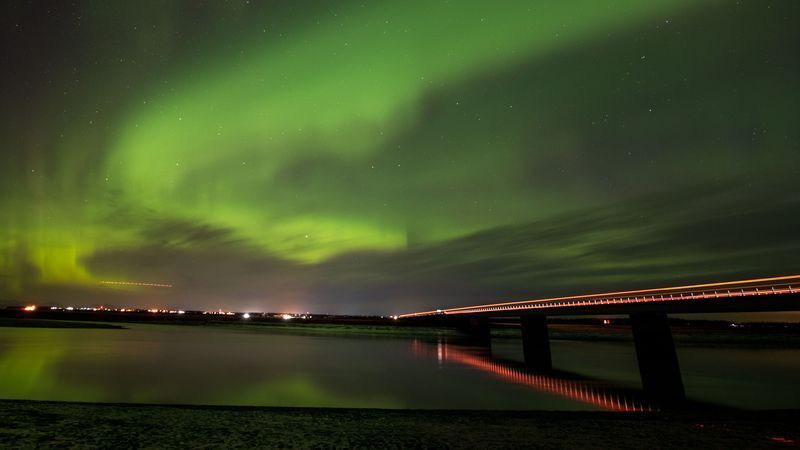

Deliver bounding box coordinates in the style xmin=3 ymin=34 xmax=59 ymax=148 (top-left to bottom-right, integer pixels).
xmin=398 ymin=275 xmax=800 ymax=318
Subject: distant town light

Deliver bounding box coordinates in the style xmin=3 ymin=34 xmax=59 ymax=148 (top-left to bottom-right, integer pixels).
xmin=23 ymin=305 xmax=36 ymax=312
xmin=242 ymin=313 xmax=251 ymax=319
xmin=282 ymin=314 xmax=292 ymax=320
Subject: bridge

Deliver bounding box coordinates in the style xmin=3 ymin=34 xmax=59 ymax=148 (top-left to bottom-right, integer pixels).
xmin=397 ymin=274 xmax=800 ymax=405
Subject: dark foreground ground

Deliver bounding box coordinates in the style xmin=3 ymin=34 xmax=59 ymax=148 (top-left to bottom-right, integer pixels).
xmin=0 ymin=400 xmax=798 ymax=449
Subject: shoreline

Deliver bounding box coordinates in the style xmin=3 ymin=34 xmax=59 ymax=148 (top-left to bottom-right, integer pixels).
xmin=3 ymin=316 xmax=800 ymax=347
xmin=1 ymin=399 xmax=797 ymax=448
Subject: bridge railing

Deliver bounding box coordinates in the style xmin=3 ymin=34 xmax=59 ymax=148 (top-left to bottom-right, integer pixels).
xmin=398 ymin=275 xmax=800 ymax=318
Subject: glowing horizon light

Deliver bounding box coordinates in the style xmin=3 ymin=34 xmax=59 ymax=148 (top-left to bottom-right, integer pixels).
xmin=282 ymin=314 xmax=292 ymax=320
xmin=242 ymin=313 xmax=251 ymax=319
xmin=202 ymin=309 xmax=235 ymax=315
xmin=23 ymin=305 xmax=36 ymax=311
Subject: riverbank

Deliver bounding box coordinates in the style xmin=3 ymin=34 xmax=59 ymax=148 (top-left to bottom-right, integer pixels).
xmin=0 ymin=318 xmax=125 ymax=329
xmin=0 ymin=400 xmax=797 ymax=448
xmin=3 ymin=314 xmax=800 ymax=347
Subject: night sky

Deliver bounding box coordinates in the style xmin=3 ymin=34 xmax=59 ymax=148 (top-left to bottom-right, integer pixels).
xmin=1 ymin=1 xmax=799 ymax=316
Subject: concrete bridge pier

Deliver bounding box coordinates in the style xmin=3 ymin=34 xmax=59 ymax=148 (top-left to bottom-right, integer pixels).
xmin=630 ymin=312 xmax=685 ymax=404
xmin=521 ymin=315 xmax=552 ymax=370
xmin=458 ymin=317 xmax=492 ymax=348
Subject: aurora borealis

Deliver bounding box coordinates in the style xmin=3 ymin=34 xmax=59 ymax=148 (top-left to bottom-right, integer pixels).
xmin=1 ymin=1 xmax=799 ymax=315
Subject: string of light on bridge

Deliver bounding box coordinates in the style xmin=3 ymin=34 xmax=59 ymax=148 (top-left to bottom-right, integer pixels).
xmin=399 ymin=274 xmax=800 ymax=318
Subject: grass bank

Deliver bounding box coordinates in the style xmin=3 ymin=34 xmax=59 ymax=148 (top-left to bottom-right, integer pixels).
xmin=0 ymin=400 xmax=797 ymax=448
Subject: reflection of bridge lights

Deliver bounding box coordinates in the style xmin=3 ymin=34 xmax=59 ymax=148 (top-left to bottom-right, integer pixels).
xmin=413 ymin=340 xmax=654 ymax=412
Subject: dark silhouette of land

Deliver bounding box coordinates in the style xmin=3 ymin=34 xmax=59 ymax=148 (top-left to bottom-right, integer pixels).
xmin=0 ymin=400 xmax=797 ymax=448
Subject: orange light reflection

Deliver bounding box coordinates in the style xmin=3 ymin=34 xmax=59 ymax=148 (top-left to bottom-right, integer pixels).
xmin=412 ymin=340 xmax=655 ymax=412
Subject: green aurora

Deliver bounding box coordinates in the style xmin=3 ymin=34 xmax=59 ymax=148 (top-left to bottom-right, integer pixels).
xmin=1 ymin=1 xmax=799 ymax=315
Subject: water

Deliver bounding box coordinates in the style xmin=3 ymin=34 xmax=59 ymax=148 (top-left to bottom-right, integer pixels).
xmin=1 ymin=324 xmax=799 ymax=410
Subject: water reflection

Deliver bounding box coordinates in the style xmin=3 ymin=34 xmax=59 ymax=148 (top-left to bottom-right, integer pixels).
xmin=412 ymin=339 xmax=656 ymax=412
xmin=0 ymin=325 xmax=403 ymax=408
xmin=3 ymin=325 xmax=798 ymax=409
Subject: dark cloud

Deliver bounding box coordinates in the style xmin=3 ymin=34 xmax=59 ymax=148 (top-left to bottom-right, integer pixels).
xmin=55 ymin=179 xmax=798 ymax=315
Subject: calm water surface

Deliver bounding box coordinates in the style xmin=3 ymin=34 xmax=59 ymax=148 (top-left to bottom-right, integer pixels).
xmin=1 ymin=324 xmax=798 ymax=410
